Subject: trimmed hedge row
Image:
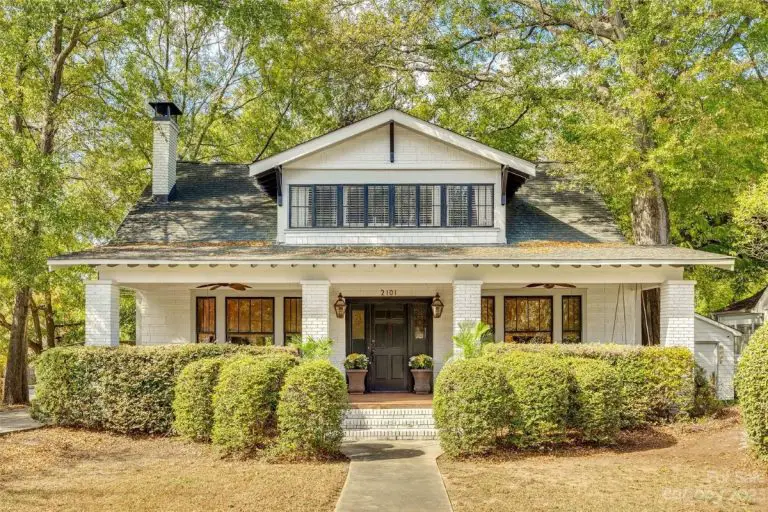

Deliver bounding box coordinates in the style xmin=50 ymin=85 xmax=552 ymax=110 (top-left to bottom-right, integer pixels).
xmin=277 ymin=360 xmax=348 ymax=457
xmin=212 ymin=355 xmax=297 ymax=453
xmin=735 ymin=324 xmax=768 ymax=460
xmin=568 ymin=358 xmax=623 ymax=443
xmin=32 ymin=345 xmax=297 ymax=434
xmin=172 ymin=358 xmax=227 ymax=441
xmin=497 ymin=351 xmax=571 ymax=447
xmin=434 ymin=357 xmax=517 ymax=457
xmin=484 ymin=342 xmax=699 ymax=426
xmin=174 ymin=357 xmax=347 ymax=457
xmin=436 ymin=344 xmax=703 ymax=456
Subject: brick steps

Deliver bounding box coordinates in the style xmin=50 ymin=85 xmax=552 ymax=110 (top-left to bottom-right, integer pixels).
xmin=343 ymin=408 xmax=437 ymax=440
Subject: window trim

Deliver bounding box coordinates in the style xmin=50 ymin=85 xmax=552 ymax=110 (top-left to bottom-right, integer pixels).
xmin=503 ymin=296 xmax=554 ymax=343
xmin=225 ymin=297 xmax=275 ymax=344
xmin=288 ymin=184 xmax=494 ymax=229
xmin=561 ymin=295 xmax=582 ymax=343
xmin=283 ymin=297 xmax=302 ymax=344
xmin=195 ymin=296 xmax=216 ymax=344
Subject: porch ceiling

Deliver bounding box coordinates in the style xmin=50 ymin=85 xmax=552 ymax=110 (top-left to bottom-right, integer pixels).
xmin=48 ymin=242 xmax=734 ymax=269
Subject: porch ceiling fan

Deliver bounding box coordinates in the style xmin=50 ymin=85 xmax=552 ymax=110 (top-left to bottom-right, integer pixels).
xmin=525 ymin=283 xmax=577 ymax=289
xmin=196 ymin=283 xmax=252 ymax=291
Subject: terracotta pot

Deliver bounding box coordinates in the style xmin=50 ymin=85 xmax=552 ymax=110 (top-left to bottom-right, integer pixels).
xmin=411 ymin=369 xmax=432 ymax=394
xmin=346 ymin=369 xmax=368 ymax=394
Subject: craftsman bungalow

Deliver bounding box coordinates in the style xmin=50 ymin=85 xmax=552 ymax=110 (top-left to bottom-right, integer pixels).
xmin=49 ymin=103 xmax=736 ymax=398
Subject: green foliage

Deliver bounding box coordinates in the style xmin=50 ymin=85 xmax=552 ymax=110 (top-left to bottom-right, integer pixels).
xmin=211 ymin=355 xmax=297 ymax=453
xmin=498 ymin=351 xmax=571 ymax=447
xmin=288 ymin=335 xmax=334 ymax=361
xmin=343 ymin=353 xmax=369 ymax=370
xmin=31 ymin=345 xmax=296 ymax=433
xmin=451 ymin=320 xmax=493 ymax=359
xmin=408 ymin=354 xmax=433 ymax=370
xmin=277 ymin=360 xmax=348 ymax=457
xmin=484 ymin=343 xmax=697 ymax=427
xmin=433 ymin=358 xmax=518 ymax=457
xmin=735 ymin=325 xmax=768 ymax=460
xmin=568 ymin=358 xmax=623 ymax=444
xmin=172 ymin=357 xmax=227 ymax=441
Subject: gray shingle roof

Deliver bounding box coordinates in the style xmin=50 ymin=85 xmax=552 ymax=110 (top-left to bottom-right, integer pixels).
xmin=114 ymin=163 xmax=276 ymax=244
xmin=49 ymin=162 xmax=731 ymax=267
xmin=507 ymin=172 xmax=624 ymax=244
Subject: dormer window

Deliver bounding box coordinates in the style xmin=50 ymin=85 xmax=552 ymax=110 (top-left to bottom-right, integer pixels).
xmin=288 ymin=184 xmax=494 ymax=229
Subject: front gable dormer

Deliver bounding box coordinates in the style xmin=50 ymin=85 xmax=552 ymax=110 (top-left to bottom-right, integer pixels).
xmin=251 ymin=110 xmax=535 ymax=245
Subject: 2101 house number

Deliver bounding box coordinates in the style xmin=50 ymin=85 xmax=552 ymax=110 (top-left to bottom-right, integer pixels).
xmin=380 ymin=289 xmax=397 ymax=296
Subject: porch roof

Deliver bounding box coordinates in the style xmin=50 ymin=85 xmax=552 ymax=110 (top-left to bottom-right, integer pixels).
xmin=48 ymin=242 xmax=734 ymax=269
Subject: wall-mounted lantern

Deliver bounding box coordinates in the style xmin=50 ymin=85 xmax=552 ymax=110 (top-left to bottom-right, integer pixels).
xmin=334 ymin=293 xmax=347 ymax=319
xmin=431 ymin=293 xmax=444 ymax=319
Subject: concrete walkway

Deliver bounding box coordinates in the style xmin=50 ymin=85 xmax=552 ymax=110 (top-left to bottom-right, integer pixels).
xmin=0 ymin=407 xmax=43 ymax=435
xmin=337 ymin=440 xmax=452 ymax=512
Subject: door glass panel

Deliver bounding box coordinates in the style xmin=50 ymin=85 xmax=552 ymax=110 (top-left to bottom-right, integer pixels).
xmin=352 ymin=308 xmax=365 ymax=340
xmin=414 ymin=304 xmax=426 ymax=340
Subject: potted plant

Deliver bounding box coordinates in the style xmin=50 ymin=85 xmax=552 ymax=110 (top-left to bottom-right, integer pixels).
xmin=409 ymin=354 xmax=433 ymax=394
xmin=344 ymin=353 xmax=369 ymax=394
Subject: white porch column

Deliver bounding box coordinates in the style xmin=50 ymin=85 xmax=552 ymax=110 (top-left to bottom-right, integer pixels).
xmin=300 ymin=280 xmax=331 ymax=339
xmin=660 ymin=280 xmax=695 ymax=351
xmin=85 ymin=280 xmax=120 ymax=347
xmin=452 ymin=280 xmax=483 ymax=334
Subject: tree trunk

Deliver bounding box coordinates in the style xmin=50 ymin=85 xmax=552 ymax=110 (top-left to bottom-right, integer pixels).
xmin=44 ymin=288 xmax=56 ymax=349
xmin=28 ymin=297 xmax=44 ymax=355
xmin=3 ymin=288 xmax=31 ymax=405
xmin=631 ymin=172 xmax=670 ymax=245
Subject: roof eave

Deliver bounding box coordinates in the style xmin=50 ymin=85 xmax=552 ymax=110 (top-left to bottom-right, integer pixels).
xmin=248 ymin=109 xmax=537 ymax=177
xmin=48 ymin=257 xmax=735 ymax=269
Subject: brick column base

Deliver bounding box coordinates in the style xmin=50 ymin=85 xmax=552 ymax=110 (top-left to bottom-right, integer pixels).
xmin=85 ymin=280 xmax=120 ymax=347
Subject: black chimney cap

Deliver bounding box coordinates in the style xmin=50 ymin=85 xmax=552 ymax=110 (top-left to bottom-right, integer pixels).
xmin=149 ymin=101 xmax=182 ymax=117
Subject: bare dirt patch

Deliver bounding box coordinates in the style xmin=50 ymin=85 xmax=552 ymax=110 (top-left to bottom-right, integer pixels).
xmin=0 ymin=427 xmax=348 ymax=512
xmin=438 ymin=409 xmax=768 ymax=511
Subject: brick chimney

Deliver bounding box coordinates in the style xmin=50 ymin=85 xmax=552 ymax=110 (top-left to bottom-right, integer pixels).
xmin=149 ymin=101 xmax=182 ymax=202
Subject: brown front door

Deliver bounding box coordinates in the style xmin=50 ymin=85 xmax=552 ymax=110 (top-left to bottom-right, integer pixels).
xmin=371 ymin=302 xmax=408 ymax=391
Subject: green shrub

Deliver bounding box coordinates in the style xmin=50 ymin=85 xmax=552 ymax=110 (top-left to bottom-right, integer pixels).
xmin=735 ymin=325 xmax=768 ymax=459
xmin=485 ymin=342 xmax=696 ymax=426
xmin=288 ymin=335 xmax=334 ymax=361
xmin=172 ymin=358 xmax=227 ymax=441
xmin=434 ymin=358 xmax=518 ymax=457
xmin=451 ymin=320 xmax=493 ymax=359
xmin=212 ymin=355 xmax=297 ymax=453
xmin=568 ymin=358 xmax=623 ymax=444
xmin=32 ymin=344 xmax=296 ymax=434
xmin=497 ymin=351 xmax=571 ymax=447
xmin=277 ymin=360 xmax=348 ymax=457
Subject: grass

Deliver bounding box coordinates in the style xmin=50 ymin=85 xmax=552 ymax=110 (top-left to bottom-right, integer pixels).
xmin=438 ymin=409 xmax=768 ymax=511
xmin=0 ymin=428 xmax=348 ymax=512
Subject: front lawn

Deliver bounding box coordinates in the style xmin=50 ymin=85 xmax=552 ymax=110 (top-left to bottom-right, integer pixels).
xmin=438 ymin=409 xmax=768 ymax=511
xmin=0 ymin=428 xmax=348 ymax=512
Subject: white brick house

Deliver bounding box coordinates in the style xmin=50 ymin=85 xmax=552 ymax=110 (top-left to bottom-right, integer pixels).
xmin=49 ymin=104 xmax=736 ymax=398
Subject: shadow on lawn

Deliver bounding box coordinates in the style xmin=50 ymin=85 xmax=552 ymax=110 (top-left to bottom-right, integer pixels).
xmin=452 ymin=427 xmax=680 ymax=464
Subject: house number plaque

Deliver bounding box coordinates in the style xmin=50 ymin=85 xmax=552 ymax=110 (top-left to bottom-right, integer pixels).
xmin=380 ymin=289 xmax=397 ymax=296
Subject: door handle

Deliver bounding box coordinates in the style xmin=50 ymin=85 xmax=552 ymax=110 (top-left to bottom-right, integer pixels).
xmin=369 ymin=339 xmax=376 ymax=355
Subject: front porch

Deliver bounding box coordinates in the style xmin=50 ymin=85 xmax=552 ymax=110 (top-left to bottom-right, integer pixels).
xmin=349 ymin=392 xmax=433 ymax=409
xmin=82 ymin=261 xmax=700 ymax=384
